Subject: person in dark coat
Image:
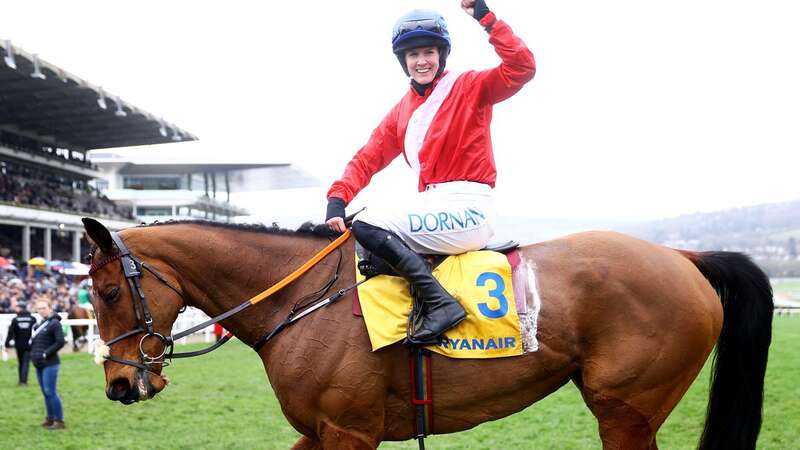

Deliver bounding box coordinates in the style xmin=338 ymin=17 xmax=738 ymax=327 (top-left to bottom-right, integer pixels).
xmin=4 ymin=302 xmax=36 ymax=386
xmin=30 ymin=299 xmax=66 ymax=430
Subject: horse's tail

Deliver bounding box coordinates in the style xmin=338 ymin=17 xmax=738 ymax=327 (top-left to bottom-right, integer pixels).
xmin=679 ymin=250 xmax=773 ymax=450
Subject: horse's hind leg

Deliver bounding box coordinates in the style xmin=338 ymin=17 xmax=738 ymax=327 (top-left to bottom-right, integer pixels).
xmin=575 ymin=354 xmax=702 ymax=450
xmin=576 ymin=380 xmax=659 ymax=450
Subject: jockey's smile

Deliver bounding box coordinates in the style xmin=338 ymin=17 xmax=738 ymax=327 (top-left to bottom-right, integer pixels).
xmin=405 ymin=46 xmax=440 ymax=85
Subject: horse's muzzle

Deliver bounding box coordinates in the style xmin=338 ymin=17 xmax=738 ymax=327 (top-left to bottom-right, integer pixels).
xmin=106 ymin=371 xmax=168 ymax=404
xmin=106 ymin=376 xmax=140 ymax=404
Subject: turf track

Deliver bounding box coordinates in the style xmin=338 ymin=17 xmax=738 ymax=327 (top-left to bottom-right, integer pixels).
xmin=1 ymin=317 xmax=797 ymax=449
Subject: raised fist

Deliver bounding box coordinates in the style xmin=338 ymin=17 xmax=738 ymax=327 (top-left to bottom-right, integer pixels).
xmin=462 ymin=0 xmax=490 ymax=21
xmin=461 ymin=0 xmax=476 ymax=17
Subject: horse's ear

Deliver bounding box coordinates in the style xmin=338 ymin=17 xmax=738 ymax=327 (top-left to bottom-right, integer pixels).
xmin=82 ymin=218 xmax=114 ymax=253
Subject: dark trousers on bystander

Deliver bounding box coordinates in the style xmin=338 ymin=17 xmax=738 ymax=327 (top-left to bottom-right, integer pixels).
xmin=15 ymin=348 xmax=31 ymax=384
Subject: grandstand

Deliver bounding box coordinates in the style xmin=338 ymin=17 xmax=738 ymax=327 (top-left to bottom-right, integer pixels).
xmin=0 ymin=39 xmax=195 ymax=264
xmin=89 ymin=143 xmax=319 ymax=223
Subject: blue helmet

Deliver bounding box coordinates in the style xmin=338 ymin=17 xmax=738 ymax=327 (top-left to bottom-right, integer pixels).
xmin=392 ymin=9 xmax=451 ymax=77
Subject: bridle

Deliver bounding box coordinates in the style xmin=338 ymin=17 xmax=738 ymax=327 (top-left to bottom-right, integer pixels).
xmin=89 ymin=232 xmax=190 ymax=372
xmin=88 ymin=229 xmax=359 ymax=373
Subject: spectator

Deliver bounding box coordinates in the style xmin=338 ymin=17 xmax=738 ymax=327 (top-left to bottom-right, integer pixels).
xmin=30 ymin=298 xmax=66 ymax=430
xmin=4 ymin=302 xmax=36 ymax=386
xmin=0 ymin=274 xmax=75 ymax=314
xmin=213 ymin=323 xmax=225 ymax=342
xmin=76 ymin=284 xmax=92 ymax=312
xmin=0 ymin=159 xmax=133 ymax=219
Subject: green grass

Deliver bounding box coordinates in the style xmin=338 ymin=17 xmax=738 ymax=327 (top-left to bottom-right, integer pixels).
xmin=1 ymin=318 xmax=798 ymax=449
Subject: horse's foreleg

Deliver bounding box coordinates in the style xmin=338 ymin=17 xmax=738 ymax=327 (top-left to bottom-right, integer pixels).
xmin=318 ymin=420 xmax=377 ymax=450
xmin=288 ymin=420 xmax=378 ymax=450
xmin=291 ymin=436 xmax=321 ymax=450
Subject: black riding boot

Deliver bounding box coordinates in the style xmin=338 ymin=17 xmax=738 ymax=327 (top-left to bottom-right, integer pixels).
xmin=352 ymin=221 xmax=466 ymax=345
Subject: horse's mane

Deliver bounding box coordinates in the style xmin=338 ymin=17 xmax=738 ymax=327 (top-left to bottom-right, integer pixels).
xmin=142 ymin=220 xmax=340 ymax=239
xmin=84 ymin=221 xmax=339 ymax=261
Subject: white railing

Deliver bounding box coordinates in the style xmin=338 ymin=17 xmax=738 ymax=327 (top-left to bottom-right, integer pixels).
xmin=0 ymin=307 xmax=217 ymax=361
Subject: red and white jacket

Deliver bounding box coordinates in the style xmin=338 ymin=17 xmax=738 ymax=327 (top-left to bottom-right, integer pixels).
xmin=327 ymin=13 xmax=536 ymax=205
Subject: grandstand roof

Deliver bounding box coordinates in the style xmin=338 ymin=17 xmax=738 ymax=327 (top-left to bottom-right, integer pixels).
xmin=90 ymin=145 xmax=320 ymax=191
xmin=116 ymin=163 xmax=284 ymax=175
xmin=0 ymin=40 xmax=197 ymax=151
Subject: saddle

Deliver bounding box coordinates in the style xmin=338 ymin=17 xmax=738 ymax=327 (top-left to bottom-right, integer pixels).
xmin=355 ymin=240 xmax=520 ymax=279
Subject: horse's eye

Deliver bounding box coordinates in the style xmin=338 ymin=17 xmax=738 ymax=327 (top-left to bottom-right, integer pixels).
xmin=104 ymin=287 xmax=120 ymax=303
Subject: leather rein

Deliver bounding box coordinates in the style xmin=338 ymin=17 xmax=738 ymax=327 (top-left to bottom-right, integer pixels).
xmin=89 ymin=229 xmax=356 ymax=372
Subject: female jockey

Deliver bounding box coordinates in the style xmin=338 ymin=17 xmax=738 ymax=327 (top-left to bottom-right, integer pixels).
xmin=326 ymin=0 xmax=535 ymax=345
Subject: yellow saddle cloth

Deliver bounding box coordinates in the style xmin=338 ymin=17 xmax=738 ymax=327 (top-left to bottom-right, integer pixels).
xmin=356 ymin=250 xmax=523 ymax=359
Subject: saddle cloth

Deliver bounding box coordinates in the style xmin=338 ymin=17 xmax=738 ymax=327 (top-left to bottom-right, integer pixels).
xmin=356 ymin=250 xmax=525 ymax=359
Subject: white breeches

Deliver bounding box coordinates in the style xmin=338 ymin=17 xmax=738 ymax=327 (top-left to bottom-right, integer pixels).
xmin=355 ymin=181 xmax=497 ymax=255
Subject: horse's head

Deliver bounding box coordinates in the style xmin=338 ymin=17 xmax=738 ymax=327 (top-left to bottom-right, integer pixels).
xmin=83 ymin=218 xmax=184 ymax=404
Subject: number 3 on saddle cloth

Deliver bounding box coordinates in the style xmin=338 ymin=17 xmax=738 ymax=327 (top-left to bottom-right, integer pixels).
xmin=353 ymin=244 xmax=540 ymax=358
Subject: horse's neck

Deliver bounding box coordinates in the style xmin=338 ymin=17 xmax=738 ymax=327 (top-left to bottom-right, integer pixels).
xmin=144 ymin=226 xmax=346 ymax=345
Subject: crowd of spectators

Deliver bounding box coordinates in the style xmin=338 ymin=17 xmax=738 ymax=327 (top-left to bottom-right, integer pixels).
xmin=1 ymin=129 xmax=94 ymax=169
xmin=0 ymin=162 xmax=133 ymax=219
xmin=0 ymin=269 xmax=83 ymax=315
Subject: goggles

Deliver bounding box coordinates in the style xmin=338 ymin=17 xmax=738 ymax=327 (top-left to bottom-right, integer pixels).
xmin=392 ymin=18 xmax=444 ymax=42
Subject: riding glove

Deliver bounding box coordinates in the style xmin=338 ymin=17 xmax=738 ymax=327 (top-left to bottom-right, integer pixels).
xmin=473 ymin=0 xmax=491 ymax=21
xmin=326 ymin=197 xmax=346 ymax=222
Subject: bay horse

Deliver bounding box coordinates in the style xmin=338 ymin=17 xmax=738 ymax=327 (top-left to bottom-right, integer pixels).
xmin=67 ymin=303 xmax=92 ymax=351
xmin=81 ymin=218 xmax=772 ymax=450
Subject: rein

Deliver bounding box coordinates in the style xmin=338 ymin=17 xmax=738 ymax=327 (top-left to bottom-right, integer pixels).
xmin=251 ymin=277 xmax=367 ymax=351
xmin=92 ymin=229 xmax=353 ymax=371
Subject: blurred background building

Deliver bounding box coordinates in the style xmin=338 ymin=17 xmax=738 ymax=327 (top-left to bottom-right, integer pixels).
xmin=0 ymin=40 xmax=196 ymax=265
xmin=88 ymin=145 xmax=318 ymax=223
xmin=0 ymin=40 xmax=315 ymax=267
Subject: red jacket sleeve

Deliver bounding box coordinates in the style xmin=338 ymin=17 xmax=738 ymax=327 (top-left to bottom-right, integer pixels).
xmin=473 ymin=12 xmax=536 ymax=105
xmin=327 ymin=102 xmax=403 ymax=205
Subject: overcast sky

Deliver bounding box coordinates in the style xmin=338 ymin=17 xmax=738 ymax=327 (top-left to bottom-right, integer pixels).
xmin=3 ymin=1 xmax=799 ymax=223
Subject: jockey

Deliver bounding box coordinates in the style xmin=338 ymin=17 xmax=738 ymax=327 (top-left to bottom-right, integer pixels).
xmin=326 ymin=0 xmax=535 ymax=345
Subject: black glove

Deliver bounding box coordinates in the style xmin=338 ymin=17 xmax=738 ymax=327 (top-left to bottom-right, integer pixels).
xmin=473 ymin=0 xmax=491 ymax=22
xmin=325 ymin=197 xmax=346 ymax=222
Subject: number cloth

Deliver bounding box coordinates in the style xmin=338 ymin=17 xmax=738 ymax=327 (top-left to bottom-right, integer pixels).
xmin=357 ymin=250 xmax=523 ymax=358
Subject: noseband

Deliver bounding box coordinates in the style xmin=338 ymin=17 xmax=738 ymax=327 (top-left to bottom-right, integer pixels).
xmin=90 ymin=232 xmax=188 ymax=372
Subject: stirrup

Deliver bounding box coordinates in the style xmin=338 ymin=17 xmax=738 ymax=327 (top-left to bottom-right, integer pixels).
xmin=404 ymin=313 xmax=466 ymax=346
